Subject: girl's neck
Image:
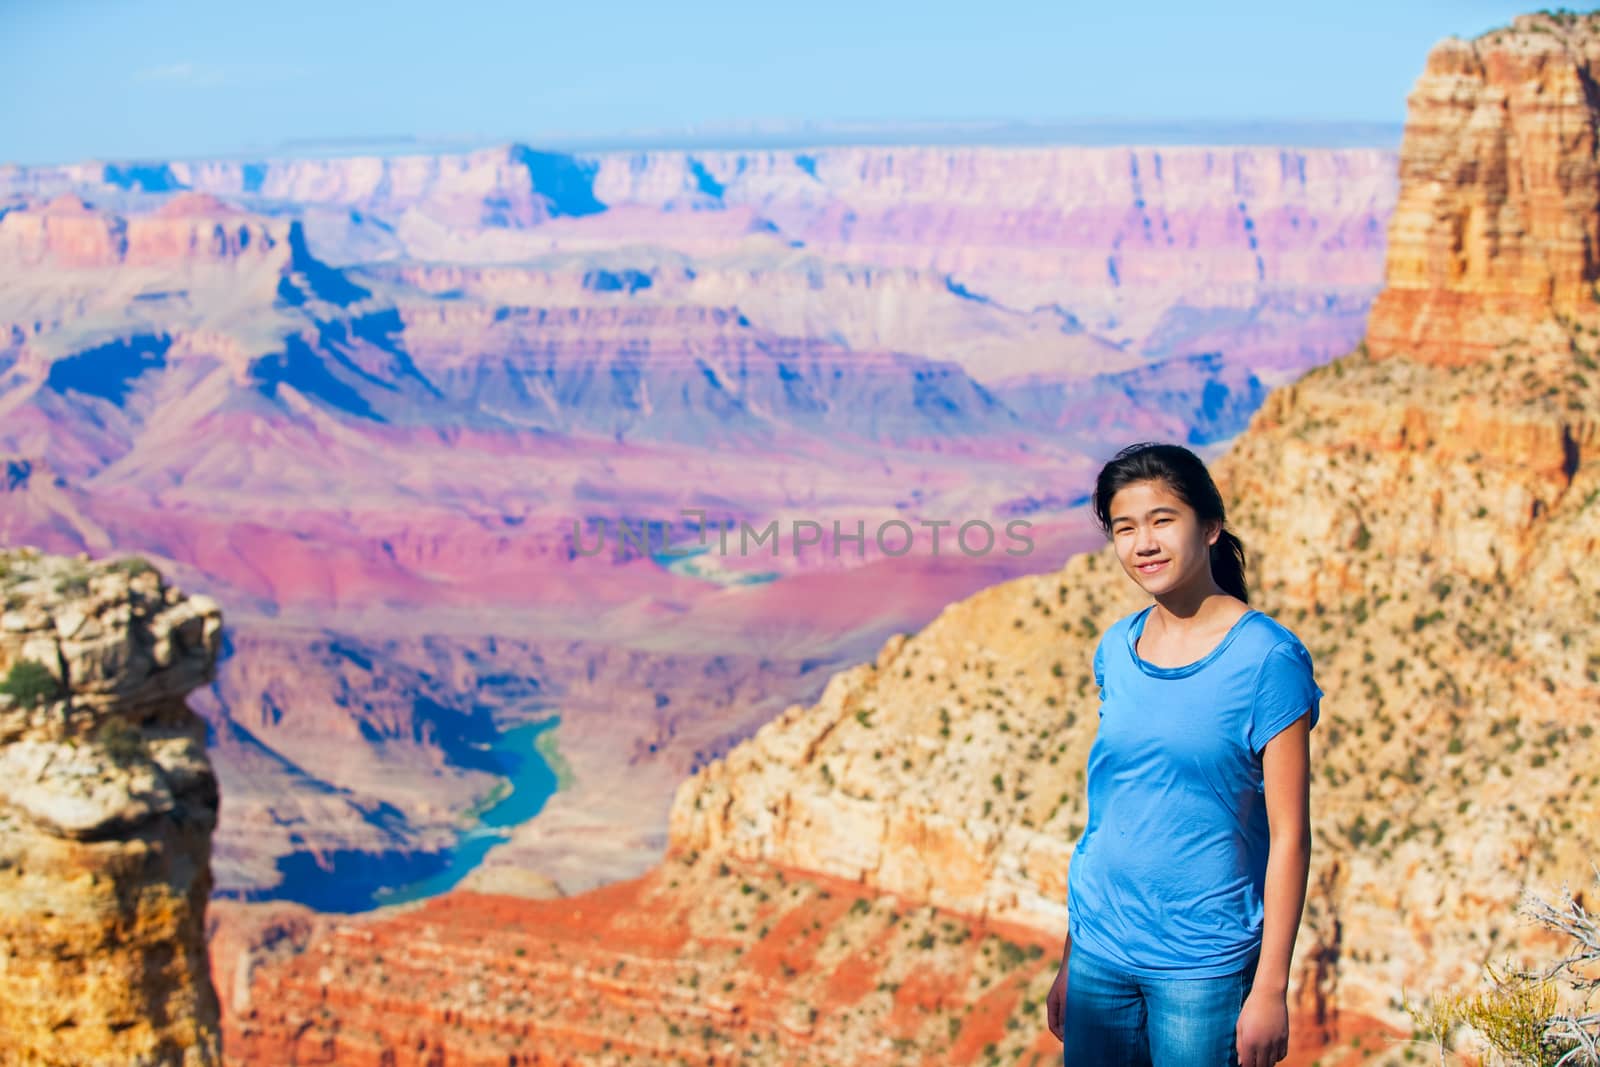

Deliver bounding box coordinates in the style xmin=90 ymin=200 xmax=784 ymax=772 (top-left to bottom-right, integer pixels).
xmin=1150 ymin=585 xmax=1237 ymax=634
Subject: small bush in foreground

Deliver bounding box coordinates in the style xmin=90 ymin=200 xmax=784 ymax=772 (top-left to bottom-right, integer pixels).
xmin=1403 ymin=869 xmax=1600 ymax=1065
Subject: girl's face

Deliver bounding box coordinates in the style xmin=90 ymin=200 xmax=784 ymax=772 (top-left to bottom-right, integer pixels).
xmin=1107 ymin=479 xmax=1221 ymax=596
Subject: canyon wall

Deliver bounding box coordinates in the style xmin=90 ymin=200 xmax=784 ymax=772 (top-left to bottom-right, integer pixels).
xmin=1 ymin=143 xmax=1395 ymax=356
xmin=0 ymin=193 xmax=296 ymax=270
xmin=0 ymin=547 xmax=224 ymax=1065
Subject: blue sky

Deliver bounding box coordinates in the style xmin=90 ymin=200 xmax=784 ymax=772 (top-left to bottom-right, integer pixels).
xmin=0 ymin=0 xmax=1550 ymax=165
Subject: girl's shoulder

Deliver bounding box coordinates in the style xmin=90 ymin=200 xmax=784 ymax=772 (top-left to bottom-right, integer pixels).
xmin=1235 ymin=607 xmax=1314 ymax=662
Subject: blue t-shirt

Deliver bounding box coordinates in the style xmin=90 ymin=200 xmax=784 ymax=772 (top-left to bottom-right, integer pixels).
xmin=1066 ymin=603 xmax=1323 ymax=978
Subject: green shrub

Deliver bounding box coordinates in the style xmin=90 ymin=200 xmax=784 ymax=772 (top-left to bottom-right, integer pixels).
xmin=0 ymin=659 xmax=61 ymax=709
xmin=95 ymin=718 xmax=147 ymax=766
xmin=1402 ymin=961 xmax=1570 ymax=1066
xmin=1403 ymin=870 xmax=1600 ymax=1066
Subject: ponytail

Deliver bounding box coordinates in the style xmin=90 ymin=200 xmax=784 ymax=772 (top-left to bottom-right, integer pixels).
xmin=1209 ymin=527 xmax=1249 ymax=605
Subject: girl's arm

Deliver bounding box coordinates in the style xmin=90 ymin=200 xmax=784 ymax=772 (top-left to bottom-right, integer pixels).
xmin=1255 ymin=713 xmax=1313 ymax=996
xmin=1236 ymin=706 xmax=1315 ymax=1065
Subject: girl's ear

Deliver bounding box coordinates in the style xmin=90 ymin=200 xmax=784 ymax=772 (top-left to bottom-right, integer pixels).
xmin=1205 ymin=519 xmax=1222 ymax=547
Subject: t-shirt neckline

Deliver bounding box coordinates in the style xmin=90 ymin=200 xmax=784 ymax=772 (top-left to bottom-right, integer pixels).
xmin=1127 ymin=604 xmax=1259 ymax=678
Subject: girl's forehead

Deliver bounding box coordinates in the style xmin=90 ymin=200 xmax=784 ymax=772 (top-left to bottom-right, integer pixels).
xmin=1110 ymin=481 xmax=1186 ymax=508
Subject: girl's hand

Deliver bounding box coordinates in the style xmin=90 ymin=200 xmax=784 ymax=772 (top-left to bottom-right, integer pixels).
xmin=1235 ymin=987 xmax=1288 ymax=1067
xmin=1046 ymin=953 xmax=1069 ymax=1041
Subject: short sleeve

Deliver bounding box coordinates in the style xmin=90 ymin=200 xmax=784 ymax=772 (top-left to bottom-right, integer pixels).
xmin=1249 ymin=639 xmax=1323 ymax=755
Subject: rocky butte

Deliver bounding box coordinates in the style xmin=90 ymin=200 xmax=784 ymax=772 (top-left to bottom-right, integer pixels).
xmin=0 ymin=548 xmax=225 ymax=1065
xmin=212 ymin=12 xmax=1600 ymax=1067
xmin=1367 ymin=14 xmax=1600 ymax=368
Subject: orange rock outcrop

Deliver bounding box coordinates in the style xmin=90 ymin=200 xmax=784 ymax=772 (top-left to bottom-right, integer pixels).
xmin=1367 ymin=12 xmax=1600 ymax=366
xmin=0 ymin=547 xmax=225 ymax=1065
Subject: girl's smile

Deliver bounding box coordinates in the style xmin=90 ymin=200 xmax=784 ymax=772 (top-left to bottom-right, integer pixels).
xmin=1109 ymin=479 xmax=1218 ymax=596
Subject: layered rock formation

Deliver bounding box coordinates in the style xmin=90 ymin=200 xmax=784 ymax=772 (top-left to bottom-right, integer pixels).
xmin=0 ymin=547 xmax=224 ymax=1065
xmin=0 ymin=192 xmax=314 ymax=271
xmin=186 ymin=145 xmax=1395 ymax=297
xmin=1367 ymin=11 xmax=1600 ymax=366
xmin=1 ymin=144 xmax=1394 ymax=366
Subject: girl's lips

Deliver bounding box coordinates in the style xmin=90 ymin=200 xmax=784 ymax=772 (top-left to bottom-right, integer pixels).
xmin=1137 ymin=560 xmax=1169 ymax=573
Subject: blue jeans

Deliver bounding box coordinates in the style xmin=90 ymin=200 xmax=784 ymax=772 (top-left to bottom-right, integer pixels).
xmin=1062 ymin=942 xmax=1259 ymax=1066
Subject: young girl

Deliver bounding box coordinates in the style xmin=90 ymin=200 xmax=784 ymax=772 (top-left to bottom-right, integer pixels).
xmin=1046 ymin=442 xmax=1322 ymax=1067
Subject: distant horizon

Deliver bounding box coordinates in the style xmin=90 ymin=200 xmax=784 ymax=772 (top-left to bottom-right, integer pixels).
xmin=11 ymin=117 xmax=1407 ymax=169
xmin=1 ymin=1 xmax=1530 ymax=167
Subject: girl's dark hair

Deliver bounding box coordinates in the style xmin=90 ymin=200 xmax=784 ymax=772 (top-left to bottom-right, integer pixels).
xmin=1091 ymin=441 xmax=1249 ymax=604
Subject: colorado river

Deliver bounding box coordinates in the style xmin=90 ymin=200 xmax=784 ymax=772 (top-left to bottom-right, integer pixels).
xmin=253 ymin=715 xmax=564 ymax=913
xmin=371 ymin=716 xmax=563 ymax=908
